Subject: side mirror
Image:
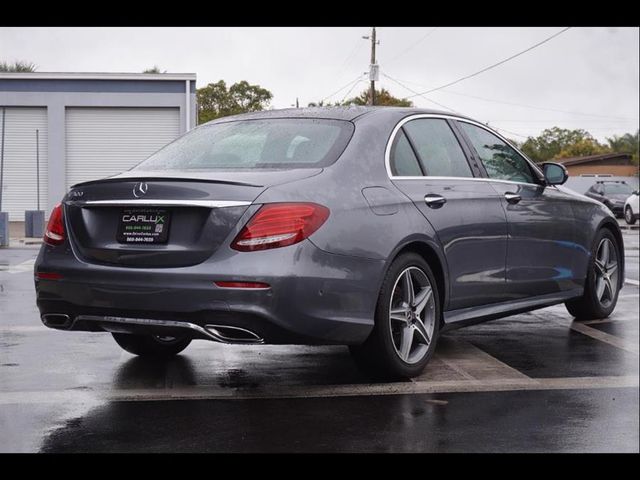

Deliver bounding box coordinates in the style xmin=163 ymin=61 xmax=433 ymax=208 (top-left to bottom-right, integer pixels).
xmin=633 ymin=190 xmax=639 ymax=196
xmin=542 ymin=162 xmax=568 ymax=186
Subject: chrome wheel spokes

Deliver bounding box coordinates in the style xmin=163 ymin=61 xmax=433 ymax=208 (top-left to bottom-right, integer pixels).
xmin=389 ymin=267 xmax=436 ymax=365
xmin=594 ymin=238 xmax=618 ymax=307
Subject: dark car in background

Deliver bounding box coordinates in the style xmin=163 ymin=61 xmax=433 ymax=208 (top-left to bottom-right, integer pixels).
xmin=585 ymin=180 xmax=636 ymax=218
xmin=34 ymin=107 xmax=625 ymax=378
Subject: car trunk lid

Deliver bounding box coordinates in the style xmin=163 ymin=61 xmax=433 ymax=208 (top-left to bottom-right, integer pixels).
xmin=63 ymin=169 xmax=321 ymax=268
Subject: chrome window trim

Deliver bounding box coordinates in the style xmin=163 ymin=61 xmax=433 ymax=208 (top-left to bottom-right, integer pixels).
xmin=385 ymin=113 xmax=545 ymax=189
xmin=65 ymin=199 xmax=251 ymax=208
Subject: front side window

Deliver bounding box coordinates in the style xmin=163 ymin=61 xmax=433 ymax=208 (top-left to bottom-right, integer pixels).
xmin=134 ymin=118 xmax=354 ymax=171
xmin=458 ymin=122 xmax=537 ymax=184
xmin=403 ymin=119 xmax=473 ymax=178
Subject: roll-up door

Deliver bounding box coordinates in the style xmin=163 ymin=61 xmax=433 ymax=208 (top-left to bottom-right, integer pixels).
xmin=0 ymin=107 xmax=48 ymax=221
xmin=65 ymin=107 xmax=180 ymax=188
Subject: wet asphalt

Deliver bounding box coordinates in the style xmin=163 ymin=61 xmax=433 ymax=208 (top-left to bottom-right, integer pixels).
xmin=0 ymin=228 xmax=638 ymax=452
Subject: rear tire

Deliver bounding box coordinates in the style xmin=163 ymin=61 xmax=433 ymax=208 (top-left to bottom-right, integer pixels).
xmin=350 ymin=253 xmax=440 ymax=379
xmin=625 ymin=206 xmax=637 ymax=225
xmin=112 ymin=333 xmax=191 ymax=357
xmin=565 ymin=229 xmax=622 ymax=321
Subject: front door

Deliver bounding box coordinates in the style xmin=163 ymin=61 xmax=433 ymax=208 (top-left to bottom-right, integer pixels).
xmin=456 ymin=121 xmax=580 ymax=298
xmin=388 ymin=117 xmax=509 ymax=311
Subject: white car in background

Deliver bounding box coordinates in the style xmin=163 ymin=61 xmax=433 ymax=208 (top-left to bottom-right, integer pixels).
xmin=624 ymin=189 xmax=639 ymax=225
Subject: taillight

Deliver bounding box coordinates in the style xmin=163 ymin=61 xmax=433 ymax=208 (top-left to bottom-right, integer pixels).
xmin=231 ymin=202 xmax=329 ymax=252
xmin=44 ymin=203 xmax=65 ymax=246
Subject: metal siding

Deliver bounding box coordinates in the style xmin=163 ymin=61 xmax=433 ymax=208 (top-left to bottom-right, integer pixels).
xmin=65 ymin=107 xmax=180 ymax=188
xmin=0 ymin=107 xmax=48 ymax=221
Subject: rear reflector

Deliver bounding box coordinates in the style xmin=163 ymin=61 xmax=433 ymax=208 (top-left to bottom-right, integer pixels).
xmin=231 ymin=202 xmax=329 ymax=252
xmin=36 ymin=272 xmax=63 ymax=280
xmin=44 ymin=203 xmax=65 ymax=246
xmin=214 ymin=281 xmax=271 ymax=289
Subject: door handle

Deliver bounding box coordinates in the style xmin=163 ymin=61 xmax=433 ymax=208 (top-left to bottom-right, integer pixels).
xmin=504 ymin=192 xmax=521 ymax=204
xmin=424 ymin=194 xmax=447 ymax=208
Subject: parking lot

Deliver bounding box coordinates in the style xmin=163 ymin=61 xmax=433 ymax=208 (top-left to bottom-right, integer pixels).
xmin=0 ymin=227 xmax=638 ymax=453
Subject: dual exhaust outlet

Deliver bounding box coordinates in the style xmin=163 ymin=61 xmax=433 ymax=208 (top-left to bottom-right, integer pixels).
xmin=41 ymin=314 xmax=264 ymax=344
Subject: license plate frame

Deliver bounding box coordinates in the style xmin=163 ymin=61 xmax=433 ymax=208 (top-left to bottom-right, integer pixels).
xmin=116 ymin=208 xmax=171 ymax=245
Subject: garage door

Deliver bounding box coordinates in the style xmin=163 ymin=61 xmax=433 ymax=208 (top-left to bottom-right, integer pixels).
xmin=65 ymin=107 xmax=181 ymax=188
xmin=0 ymin=107 xmax=48 ymax=221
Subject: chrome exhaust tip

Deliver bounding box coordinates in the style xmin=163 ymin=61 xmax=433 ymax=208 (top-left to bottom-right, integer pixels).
xmin=204 ymin=325 xmax=264 ymax=344
xmin=41 ymin=313 xmax=72 ymax=329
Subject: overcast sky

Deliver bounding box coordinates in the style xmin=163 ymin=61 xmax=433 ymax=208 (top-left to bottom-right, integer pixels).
xmin=1 ymin=26 xmax=638 ymax=141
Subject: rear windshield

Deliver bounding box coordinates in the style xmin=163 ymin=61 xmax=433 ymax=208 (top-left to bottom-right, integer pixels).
xmin=604 ymin=183 xmax=634 ymax=195
xmin=134 ymin=118 xmax=354 ymax=171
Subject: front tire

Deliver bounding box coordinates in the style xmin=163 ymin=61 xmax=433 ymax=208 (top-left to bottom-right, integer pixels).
xmin=565 ymin=229 xmax=622 ymax=320
xmin=112 ymin=333 xmax=192 ymax=357
xmin=625 ymin=206 xmax=637 ymax=225
xmin=350 ymin=253 xmax=440 ymax=379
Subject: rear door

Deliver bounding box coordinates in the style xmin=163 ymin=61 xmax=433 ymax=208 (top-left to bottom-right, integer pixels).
xmin=456 ymin=121 xmax=580 ymax=298
xmin=389 ymin=116 xmax=509 ymax=311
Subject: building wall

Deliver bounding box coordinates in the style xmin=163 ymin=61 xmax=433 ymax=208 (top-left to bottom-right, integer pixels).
xmin=0 ymin=77 xmax=196 ymax=217
xmin=566 ymin=164 xmax=639 ymax=177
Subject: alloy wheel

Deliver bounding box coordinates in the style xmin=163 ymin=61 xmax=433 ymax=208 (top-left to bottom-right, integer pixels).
xmin=625 ymin=207 xmax=633 ymax=224
xmin=593 ymin=238 xmax=619 ymax=308
xmin=388 ymin=267 xmax=436 ymax=365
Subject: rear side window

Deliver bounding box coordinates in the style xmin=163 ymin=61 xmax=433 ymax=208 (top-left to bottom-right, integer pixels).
xmin=134 ymin=118 xmax=354 ymax=170
xmin=402 ymin=119 xmax=473 ymax=177
xmin=390 ymin=130 xmax=423 ymax=176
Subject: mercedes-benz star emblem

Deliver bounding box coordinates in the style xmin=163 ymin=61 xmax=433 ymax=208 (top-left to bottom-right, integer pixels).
xmin=133 ymin=182 xmax=148 ymax=198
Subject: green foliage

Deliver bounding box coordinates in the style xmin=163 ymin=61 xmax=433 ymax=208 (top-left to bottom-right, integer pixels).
xmin=308 ymin=88 xmax=413 ymax=108
xmin=556 ymin=138 xmax=609 ymax=159
xmin=343 ymin=88 xmax=413 ymax=107
xmin=0 ymin=60 xmax=37 ymax=72
xmin=606 ymin=130 xmax=639 ymax=165
xmin=520 ymin=127 xmax=604 ymax=162
xmin=197 ymin=80 xmax=273 ymax=124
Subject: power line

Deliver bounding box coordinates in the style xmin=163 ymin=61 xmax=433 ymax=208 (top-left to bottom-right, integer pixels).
xmin=437 ymin=89 xmax=640 ymax=121
xmin=341 ymin=79 xmax=365 ymax=103
xmin=319 ymin=74 xmax=366 ymax=103
xmin=406 ymin=27 xmax=572 ymax=98
xmin=381 ymin=71 xmax=459 ymax=113
xmin=377 ymin=72 xmax=637 ymax=123
xmin=490 ymin=125 xmax=530 ymax=139
xmin=385 ymin=28 xmax=438 ymax=65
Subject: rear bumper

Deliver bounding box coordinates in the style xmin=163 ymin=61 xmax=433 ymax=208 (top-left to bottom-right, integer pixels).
xmin=34 ymin=239 xmax=384 ymax=345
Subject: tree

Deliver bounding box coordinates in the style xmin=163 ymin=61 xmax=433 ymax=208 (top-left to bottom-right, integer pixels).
xmin=143 ymin=66 xmax=165 ymax=73
xmin=197 ymin=80 xmax=272 ymax=124
xmin=308 ymin=88 xmax=413 ymax=108
xmin=556 ymin=138 xmax=609 ymax=159
xmin=343 ymin=88 xmax=413 ymax=107
xmin=606 ymin=130 xmax=639 ymax=165
xmin=0 ymin=60 xmax=37 ymax=72
xmin=519 ymin=127 xmax=603 ymax=163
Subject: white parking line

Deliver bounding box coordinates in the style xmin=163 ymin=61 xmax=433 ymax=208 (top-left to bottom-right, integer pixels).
xmin=569 ymin=321 xmax=639 ymax=355
xmin=0 ymin=375 xmax=636 ymax=405
xmin=0 ymin=259 xmax=36 ymax=274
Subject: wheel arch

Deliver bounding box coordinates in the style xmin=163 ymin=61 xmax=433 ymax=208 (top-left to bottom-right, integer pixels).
xmin=380 ymin=237 xmax=449 ymax=315
xmin=597 ymin=218 xmax=625 ymax=283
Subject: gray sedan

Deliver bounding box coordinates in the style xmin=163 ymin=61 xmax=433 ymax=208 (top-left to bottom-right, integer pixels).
xmin=34 ymin=107 xmax=625 ymax=378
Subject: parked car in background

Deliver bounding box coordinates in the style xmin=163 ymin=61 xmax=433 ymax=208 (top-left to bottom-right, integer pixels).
xmin=34 ymin=107 xmax=625 ymax=378
xmin=585 ymin=180 xmax=636 ymax=218
xmin=624 ymin=189 xmax=639 ymax=225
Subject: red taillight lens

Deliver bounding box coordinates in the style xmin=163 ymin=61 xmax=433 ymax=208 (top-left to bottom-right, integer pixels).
xmin=214 ymin=281 xmax=271 ymax=289
xmin=231 ymin=202 xmax=329 ymax=252
xmin=44 ymin=203 xmax=65 ymax=246
xmin=36 ymin=272 xmax=63 ymax=280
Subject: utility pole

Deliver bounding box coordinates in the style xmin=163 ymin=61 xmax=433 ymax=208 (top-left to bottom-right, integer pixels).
xmin=362 ymin=27 xmax=379 ymax=106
